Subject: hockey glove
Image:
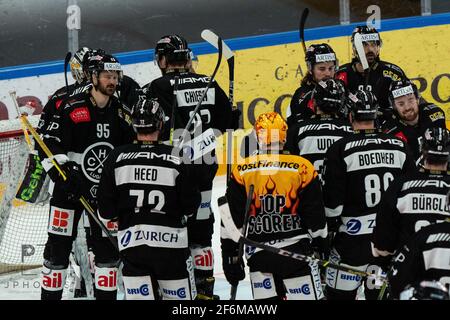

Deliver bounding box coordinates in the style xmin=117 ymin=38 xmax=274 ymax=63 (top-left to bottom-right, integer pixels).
xmin=48 ymin=161 xmax=86 ymax=201
xmin=222 ymin=250 xmax=245 ymax=286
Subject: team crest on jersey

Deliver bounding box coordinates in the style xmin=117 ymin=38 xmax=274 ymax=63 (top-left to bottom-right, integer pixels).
xmin=69 ymin=106 xmax=91 ymax=123
xmin=81 ymin=141 xmax=114 ymax=182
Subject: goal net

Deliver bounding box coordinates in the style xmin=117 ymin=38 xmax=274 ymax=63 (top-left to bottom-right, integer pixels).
xmin=0 ymin=115 xmax=49 ymax=274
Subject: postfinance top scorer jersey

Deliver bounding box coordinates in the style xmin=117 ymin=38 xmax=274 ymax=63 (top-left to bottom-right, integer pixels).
xmin=226 ymin=152 xmax=327 ymax=246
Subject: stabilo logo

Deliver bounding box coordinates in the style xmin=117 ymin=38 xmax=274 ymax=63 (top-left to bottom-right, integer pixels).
xmin=42 ymin=271 xmax=63 ymax=289
xmin=194 ymin=249 xmax=213 ymax=268
xmin=52 ymin=210 xmax=69 ymax=228
xmin=70 ymin=106 xmax=91 ymax=123
xmin=97 ymin=270 xmax=117 ymax=288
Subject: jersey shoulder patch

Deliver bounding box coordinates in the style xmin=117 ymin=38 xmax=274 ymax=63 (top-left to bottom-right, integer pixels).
xmin=69 ymin=106 xmax=91 ymax=124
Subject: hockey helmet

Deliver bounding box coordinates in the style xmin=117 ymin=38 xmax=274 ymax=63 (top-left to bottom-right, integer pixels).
xmin=388 ymin=79 xmax=420 ymax=108
xmin=85 ymin=52 xmax=123 ymax=81
xmin=305 ymin=43 xmax=338 ymax=72
xmin=348 ymin=89 xmax=379 ymax=121
xmin=351 ymin=25 xmax=382 ymax=47
xmin=70 ymin=47 xmax=92 ymax=84
xmin=420 ymin=127 xmax=450 ymax=162
xmin=155 ymin=34 xmax=191 ymax=64
xmin=254 ymin=112 xmax=288 ymax=147
xmin=131 ymin=96 xmax=166 ymax=134
xmin=400 ymin=280 xmax=449 ymax=300
xmin=312 ymin=79 xmax=346 ymax=113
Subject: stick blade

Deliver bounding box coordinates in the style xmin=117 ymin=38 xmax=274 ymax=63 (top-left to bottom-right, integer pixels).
xmin=353 ymin=33 xmax=369 ymax=70
xmin=201 ymin=29 xmax=233 ymax=59
xmin=299 ymin=8 xmax=309 ymax=41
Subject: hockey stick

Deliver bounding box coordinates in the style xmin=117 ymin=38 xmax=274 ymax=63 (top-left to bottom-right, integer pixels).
xmin=353 ymin=33 xmax=370 ymax=87
xmin=9 ymin=91 xmax=118 ymax=251
xmin=218 ymin=195 xmax=387 ymax=281
xmin=299 ymin=8 xmax=309 ymax=55
xmin=176 ymin=30 xmax=223 ymax=147
xmin=64 ymin=52 xmax=72 ymax=91
xmin=200 ymin=30 xmax=236 ymax=183
xmin=169 ymin=75 xmax=180 ymax=145
xmin=229 ymin=184 xmax=254 ymax=300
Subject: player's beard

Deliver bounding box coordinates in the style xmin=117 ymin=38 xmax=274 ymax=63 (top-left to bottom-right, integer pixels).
xmin=366 ymin=51 xmax=377 ymax=64
xmin=97 ymin=82 xmax=116 ymax=96
xmin=400 ymin=107 xmax=419 ymax=123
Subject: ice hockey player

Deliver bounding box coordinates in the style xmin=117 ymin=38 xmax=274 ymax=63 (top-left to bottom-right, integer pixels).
xmin=372 ymin=127 xmax=450 ymax=258
xmin=321 ymin=89 xmax=416 ymax=300
xmin=389 ymin=221 xmax=450 ymax=299
xmin=39 ymin=51 xmax=136 ymax=300
xmin=286 ymin=78 xmax=352 ymax=181
xmin=222 ymin=112 xmax=328 ymax=300
xmin=143 ymin=34 xmax=234 ymax=299
xmin=335 ymin=26 xmax=407 ymax=123
xmin=16 ymin=47 xmax=94 ymax=205
xmin=382 ymin=79 xmax=446 ymax=161
xmin=96 ymin=97 xmax=200 ymax=300
xmin=287 ymin=43 xmax=339 ymax=126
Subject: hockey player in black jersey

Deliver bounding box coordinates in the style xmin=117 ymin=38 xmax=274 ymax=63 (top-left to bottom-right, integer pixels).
xmin=16 ymin=47 xmax=94 ymax=206
xmin=388 ymin=221 xmax=450 ymax=299
xmin=286 ymin=79 xmax=352 ymax=181
xmin=97 ymin=97 xmax=200 ymax=300
xmin=322 ymin=89 xmax=416 ymax=300
xmin=335 ymin=26 xmax=406 ymax=123
xmin=143 ymin=34 xmax=233 ymax=299
xmin=382 ymin=79 xmax=446 ymax=161
xmin=372 ymin=127 xmax=450 ymax=258
xmin=39 ymin=52 xmax=136 ymax=300
xmin=223 ymin=112 xmax=328 ymax=300
xmin=286 ymin=43 xmax=338 ymax=126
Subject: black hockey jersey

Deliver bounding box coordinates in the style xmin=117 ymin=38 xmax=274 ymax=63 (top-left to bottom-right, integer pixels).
xmin=336 ymin=59 xmax=406 ymax=121
xmin=41 ymin=90 xmax=136 ymax=199
xmin=286 ymin=81 xmax=315 ymax=126
xmin=286 ymin=114 xmax=353 ymax=181
xmin=224 ymin=151 xmax=327 ymax=257
xmin=388 ymin=221 xmax=450 ymax=299
xmin=144 ymin=71 xmax=232 ymax=142
xmin=372 ymin=168 xmax=450 ymax=254
xmin=97 ymin=141 xmax=201 ymax=251
xmin=382 ymin=103 xmax=446 ymax=161
xmin=38 ymin=82 xmax=91 ymax=135
xmin=322 ymin=129 xmax=416 ymax=265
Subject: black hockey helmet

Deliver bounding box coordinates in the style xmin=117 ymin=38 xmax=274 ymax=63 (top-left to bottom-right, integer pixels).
xmin=400 ymin=280 xmax=449 ymax=300
xmin=312 ymin=79 xmax=346 ymax=113
xmin=70 ymin=47 xmax=93 ymax=84
xmin=131 ymin=96 xmax=166 ymax=135
xmin=305 ymin=43 xmax=338 ymax=72
xmin=85 ymin=52 xmax=123 ymax=81
xmin=420 ymin=127 xmax=450 ymax=163
xmin=388 ymin=79 xmax=420 ymax=108
xmin=155 ymin=34 xmax=191 ymax=64
xmin=347 ymin=89 xmax=379 ymax=121
xmin=351 ymin=25 xmax=382 ymax=47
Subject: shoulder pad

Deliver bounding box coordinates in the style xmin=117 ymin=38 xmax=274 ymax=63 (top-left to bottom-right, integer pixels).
xmin=383 ymin=61 xmax=405 ymax=75
xmin=117 ymin=104 xmax=133 ymax=125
